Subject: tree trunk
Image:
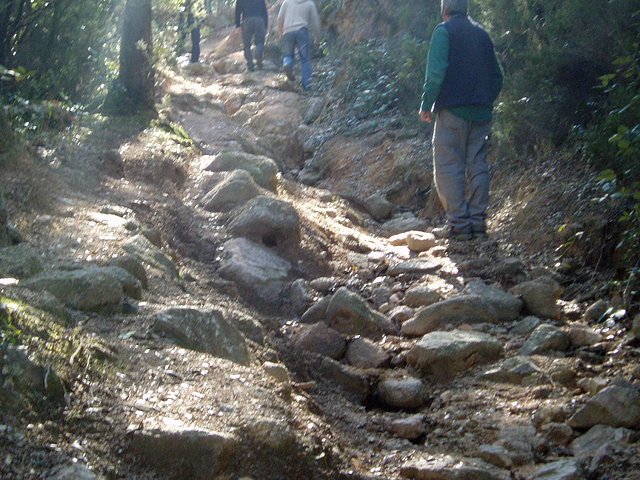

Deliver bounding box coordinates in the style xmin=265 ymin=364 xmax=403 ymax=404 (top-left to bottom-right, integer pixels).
xmin=119 ymin=0 xmax=154 ymax=110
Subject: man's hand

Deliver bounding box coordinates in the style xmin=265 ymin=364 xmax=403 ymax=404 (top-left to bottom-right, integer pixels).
xmin=419 ymin=110 xmax=433 ymax=123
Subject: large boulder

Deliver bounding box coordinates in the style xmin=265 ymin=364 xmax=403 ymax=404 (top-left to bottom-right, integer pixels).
xmin=462 ymin=281 xmax=523 ymax=321
xmin=153 ymin=307 xmax=249 ymax=364
xmin=294 ymin=322 xmax=346 ymax=359
xmin=510 ymin=277 xmax=562 ymax=319
xmin=519 ymin=324 xmax=571 ymax=356
xmin=228 ymin=195 xmax=301 ymax=247
xmin=129 ymin=426 xmax=239 ymax=478
xmin=200 ymin=169 xmax=261 ymax=212
xmin=568 ymin=385 xmax=640 ymax=429
xmin=401 ymin=454 xmax=510 ymax=480
xmin=123 ymin=234 xmax=179 ymax=277
xmin=20 ymin=268 xmax=124 ymax=312
xmin=406 ymin=330 xmax=503 ymax=380
xmin=219 ymin=238 xmax=291 ymax=305
xmin=402 ymin=295 xmax=503 ymax=337
xmin=325 ymin=287 xmax=391 ymax=338
xmin=0 ymin=243 xmax=43 ymax=278
xmin=202 ymin=151 xmax=279 ymax=191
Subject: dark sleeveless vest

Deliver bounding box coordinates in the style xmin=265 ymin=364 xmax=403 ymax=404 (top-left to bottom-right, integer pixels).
xmin=433 ymin=15 xmax=497 ymax=112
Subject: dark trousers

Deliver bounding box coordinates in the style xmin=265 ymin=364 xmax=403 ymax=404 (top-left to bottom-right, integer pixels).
xmin=242 ymin=16 xmax=266 ymax=67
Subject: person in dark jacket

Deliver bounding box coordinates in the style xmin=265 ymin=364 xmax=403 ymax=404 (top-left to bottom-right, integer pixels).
xmin=419 ymin=0 xmax=503 ymax=241
xmin=235 ymin=0 xmax=268 ymax=71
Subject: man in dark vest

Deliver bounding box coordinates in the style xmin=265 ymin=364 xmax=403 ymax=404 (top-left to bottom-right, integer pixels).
xmin=419 ymin=0 xmax=503 ymax=241
xmin=235 ymin=0 xmax=268 ymax=71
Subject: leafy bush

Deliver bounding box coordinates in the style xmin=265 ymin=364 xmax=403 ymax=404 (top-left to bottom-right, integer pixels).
xmin=336 ymin=34 xmax=428 ymax=122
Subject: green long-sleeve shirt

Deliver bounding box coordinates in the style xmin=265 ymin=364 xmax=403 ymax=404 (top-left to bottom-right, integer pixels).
xmin=420 ymin=23 xmax=503 ymax=122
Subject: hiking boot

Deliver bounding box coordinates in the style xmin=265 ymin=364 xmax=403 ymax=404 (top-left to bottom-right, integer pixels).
xmin=432 ymin=226 xmax=472 ymax=241
xmin=256 ymin=57 xmax=263 ymax=70
xmin=284 ymin=64 xmax=295 ymax=81
xmin=247 ymin=63 xmax=255 ymax=72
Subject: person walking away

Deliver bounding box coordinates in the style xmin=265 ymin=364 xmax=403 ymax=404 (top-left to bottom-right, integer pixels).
xmin=235 ymin=0 xmax=268 ymax=71
xmin=419 ymin=0 xmax=503 ymax=241
xmin=277 ymin=0 xmax=321 ymax=91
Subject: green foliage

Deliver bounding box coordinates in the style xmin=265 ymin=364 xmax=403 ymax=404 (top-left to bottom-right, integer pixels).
xmin=593 ymin=170 xmax=640 ymax=308
xmin=337 ymin=35 xmax=428 ymax=122
xmin=582 ymin=44 xmax=640 ymax=178
xmin=0 ymin=305 xmax=22 ymax=345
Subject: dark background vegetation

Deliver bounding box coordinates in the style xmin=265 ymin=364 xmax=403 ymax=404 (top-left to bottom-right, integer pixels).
xmin=1 ymin=0 xmax=639 ymax=307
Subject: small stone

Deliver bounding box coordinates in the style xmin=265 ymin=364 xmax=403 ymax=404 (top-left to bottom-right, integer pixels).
xmin=584 ymin=299 xmax=609 ymax=322
xmin=263 ymin=362 xmax=290 ymax=384
xmin=389 ymin=414 xmax=425 ymax=440
xmin=377 ymin=375 xmax=425 ymax=409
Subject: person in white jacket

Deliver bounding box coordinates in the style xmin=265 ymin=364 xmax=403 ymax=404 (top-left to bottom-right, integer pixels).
xmin=277 ymin=0 xmax=321 ymax=90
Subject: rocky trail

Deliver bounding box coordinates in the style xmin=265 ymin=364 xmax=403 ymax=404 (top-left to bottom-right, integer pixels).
xmin=1 ymin=16 xmax=640 ymax=480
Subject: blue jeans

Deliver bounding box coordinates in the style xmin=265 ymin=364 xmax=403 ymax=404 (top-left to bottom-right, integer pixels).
xmin=283 ymin=28 xmax=311 ymax=89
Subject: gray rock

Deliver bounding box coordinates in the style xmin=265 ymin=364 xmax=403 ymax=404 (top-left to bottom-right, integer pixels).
xmin=0 ymin=344 xmax=66 ymax=408
xmin=519 ymin=324 xmax=571 ymax=356
xmin=365 ymin=193 xmax=394 ymax=221
xmin=219 ymin=238 xmax=291 ymax=305
xmin=46 ymin=463 xmax=98 ymax=480
xmin=346 ymin=337 xmax=390 ymax=368
xmin=381 ymin=215 xmax=429 ymax=237
xmin=404 ymin=285 xmax=442 ymax=308
xmin=401 ymin=295 xmax=499 ymax=337
xmin=387 ymin=258 xmax=441 ymax=276
xmin=480 ymin=356 xmax=543 ymax=385
xmin=477 ymin=444 xmax=515 ymax=469
xmin=462 ymin=281 xmax=523 ymax=322
xmin=389 ymin=305 xmax=414 ymax=324
xmin=300 ymin=295 xmax=332 ymax=324
xmin=406 ymin=231 xmax=437 ymax=252
xmin=308 ymin=277 xmax=337 ymax=293
xmin=228 ymin=195 xmax=301 ymax=247
xmin=539 ymin=422 xmax=575 ymax=446
xmin=531 ymin=459 xmax=584 ymax=480
xmin=286 ymin=278 xmax=313 ymax=315
xmin=95 ymin=266 xmax=143 ymax=299
xmin=584 ymin=299 xmax=609 ymax=322
xmin=294 ymin=322 xmax=346 ymax=359
xmin=325 ymin=287 xmax=390 ymax=338
xmin=240 ymin=417 xmax=296 ymax=452
xmin=303 ymin=97 xmax=325 ymax=124
xmin=377 ymin=375 xmax=426 ymax=409
xmin=570 ymin=425 xmax=636 ymax=457
xmin=567 ymin=325 xmax=602 ymax=347
xmin=108 ymin=255 xmax=148 ymax=289
xmin=0 ymin=244 xmax=43 ymax=278
xmin=511 ymin=316 xmax=542 ymax=335
xmin=406 ymin=330 xmax=503 ymax=379
xmin=262 ymin=362 xmax=290 ymax=384
xmin=153 ymin=307 xmax=249 ymax=365
xmin=510 ymin=277 xmax=562 ymax=319
xmin=400 ymin=454 xmax=510 ymax=480
xmin=20 ymin=268 xmax=123 ymax=312
xmin=315 ymin=357 xmax=370 ymax=402
xmin=200 ymin=169 xmax=261 ymax=212
xmin=568 ymin=385 xmax=640 ymax=429
xmin=123 ymin=234 xmax=179 ymax=277
xmin=129 ymin=426 xmax=239 ymax=479
xmin=587 ymin=441 xmax=638 ymax=478
xmin=390 ymin=414 xmax=425 ymax=440
xmin=202 ymin=151 xmax=279 ymax=191
xmin=495 ymin=257 xmax=525 ymax=276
